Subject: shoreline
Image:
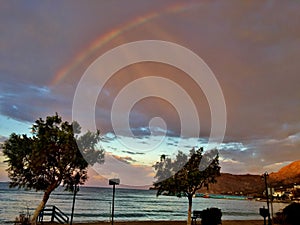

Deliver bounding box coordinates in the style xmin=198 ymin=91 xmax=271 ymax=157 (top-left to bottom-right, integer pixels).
xmin=39 ymin=220 xmax=264 ymax=225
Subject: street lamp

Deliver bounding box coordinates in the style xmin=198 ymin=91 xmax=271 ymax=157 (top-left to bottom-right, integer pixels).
xmin=262 ymin=172 xmax=272 ymax=225
xmin=109 ymin=178 xmax=120 ymax=225
xmin=70 ymin=172 xmax=80 ymax=225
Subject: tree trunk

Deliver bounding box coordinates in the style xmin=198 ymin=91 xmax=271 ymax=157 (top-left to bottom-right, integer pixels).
xmin=31 ymin=182 xmax=57 ymax=225
xmin=187 ymin=193 xmax=193 ymax=225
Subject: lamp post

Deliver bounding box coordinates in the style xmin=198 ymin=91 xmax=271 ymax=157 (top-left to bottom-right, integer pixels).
xmin=109 ymin=178 xmax=120 ymax=225
xmin=70 ymin=172 xmax=80 ymax=225
xmin=262 ymin=172 xmax=272 ymax=225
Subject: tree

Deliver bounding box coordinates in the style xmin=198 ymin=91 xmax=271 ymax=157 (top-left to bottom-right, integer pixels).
xmin=282 ymin=202 xmax=300 ymax=225
xmin=153 ymin=147 xmax=221 ymax=225
xmin=3 ymin=113 xmax=104 ymax=224
xmin=274 ymin=202 xmax=300 ymax=225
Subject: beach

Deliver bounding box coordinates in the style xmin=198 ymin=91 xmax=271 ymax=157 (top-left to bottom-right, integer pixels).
xmin=40 ymin=220 xmax=264 ymax=225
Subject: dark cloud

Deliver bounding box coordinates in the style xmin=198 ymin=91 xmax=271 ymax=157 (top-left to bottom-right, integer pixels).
xmin=219 ymin=133 xmax=300 ymax=173
xmin=1 ymin=1 xmax=300 ymax=176
xmin=166 ymin=142 xmax=176 ymax=146
xmin=122 ymin=150 xmax=145 ymax=155
xmin=0 ymin=80 xmax=72 ymax=123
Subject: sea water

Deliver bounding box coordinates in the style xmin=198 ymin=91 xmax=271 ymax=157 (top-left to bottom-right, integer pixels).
xmin=0 ymin=182 xmax=288 ymax=224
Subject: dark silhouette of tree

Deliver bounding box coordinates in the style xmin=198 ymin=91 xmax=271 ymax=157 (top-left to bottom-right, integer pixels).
xmin=153 ymin=147 xmax=220 ymax=225
xmin=274 ymin=202 xmax=300 ymax=225
xmin=3 ymin=113 xmax=104 ymax=224
xmin=283 ymin=202 xmax=300 ymax=225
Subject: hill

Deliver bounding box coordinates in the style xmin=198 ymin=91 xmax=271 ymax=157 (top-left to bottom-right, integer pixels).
xmin=205 ymin=173 xmax=264 ymax=196
xmin=269 ymin=160 xmax=300 ymax=186
xmin=202 ymin=161 xmax=300 ymax=196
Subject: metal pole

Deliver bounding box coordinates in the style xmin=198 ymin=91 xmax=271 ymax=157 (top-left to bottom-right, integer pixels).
xmin=70 ymin=172 xmax=80 ymax=225
xmin=70 ymin=184 xmax=77 ymax=225
xmin=270 ymin=187 xmax=274 ymax=224
xmin=109 ymin=178 xmax=119 ymax=225
xmin=111 ymin=184 xmax=115 ymax=225
xmin=264 ymin=172 xmax=272 ymax=225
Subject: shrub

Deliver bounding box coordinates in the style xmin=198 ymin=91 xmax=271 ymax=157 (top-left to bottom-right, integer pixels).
xmin=273 ymin=211 xmax=285 ymax=224
xmin=274 ymin=202 xmax=300 ymax=225
xmin=282 ymin=202 xmax=300 ymax=225
xmin=201 ymin=207 xmax=222 ymax=225
xmin=14 ymin=213 xmax=31 ymax=225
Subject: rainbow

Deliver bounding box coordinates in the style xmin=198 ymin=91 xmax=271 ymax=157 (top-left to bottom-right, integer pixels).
xmin=50 ymin=2 xmax=199 ymax=86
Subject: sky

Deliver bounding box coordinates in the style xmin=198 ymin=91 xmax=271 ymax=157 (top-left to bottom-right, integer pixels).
xmin=1 ymin=0 xmax=300 ymax=188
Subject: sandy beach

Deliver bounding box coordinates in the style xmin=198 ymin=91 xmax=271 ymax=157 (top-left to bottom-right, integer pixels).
xmin=40 ymin=220 xmax=265 ymax=225
xmin=78 ymin=221 xmax=264 ymax=225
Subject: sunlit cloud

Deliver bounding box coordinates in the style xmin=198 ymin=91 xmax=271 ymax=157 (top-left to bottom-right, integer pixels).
xmin=263 ymin=161 xmax=292 ymax=173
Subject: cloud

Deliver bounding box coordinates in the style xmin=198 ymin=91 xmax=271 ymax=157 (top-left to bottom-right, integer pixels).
xmin=91 ymin=153 xmax=154 ymax=186
xmin=122 ymin=150 xmax=145 ymax=155
xmin=0 ymin=136 xmax=7 ymax=142
xmin=2 ymin=1 xmax=300 ymax=140
xmin=0 ymin=147 xmax=9 ymax=181
xmin=218 ymin=133 xmax=300 ymax=174
xmin=85 ymin=168 xmax=108 ymax=187
xmin=1 ymin=0 xmax=300 ymax=182
xmin=263 ymin=161 xmax=292 ymax=173
xmin=112 ymin=155 xmax=137 ymax=164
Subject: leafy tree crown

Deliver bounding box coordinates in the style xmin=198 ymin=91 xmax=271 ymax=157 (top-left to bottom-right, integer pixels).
xmin=3 ymin=113 xmax=104 ymax=191
xmin=153 ymin=147 xmax=220 ymax=196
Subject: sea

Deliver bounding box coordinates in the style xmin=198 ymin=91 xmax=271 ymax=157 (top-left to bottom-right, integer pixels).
xmin=0 ymin=182 xmax=288 ymax=224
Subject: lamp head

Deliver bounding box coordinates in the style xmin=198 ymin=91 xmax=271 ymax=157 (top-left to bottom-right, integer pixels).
xmin=109 ymin=178 xmax=120 ymax=185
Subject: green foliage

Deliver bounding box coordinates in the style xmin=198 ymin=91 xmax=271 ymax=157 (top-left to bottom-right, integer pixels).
xmin=3 ymin=113 xmax=105 ymax=191
xmin=153 ymin=147 xmax=221 ymax=225
xmin=153 ymin=147 xmax=221 ymax=197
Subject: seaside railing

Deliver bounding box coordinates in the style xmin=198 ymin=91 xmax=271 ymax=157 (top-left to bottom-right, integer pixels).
xmin=38 ymin=205 xmax=69 ymax=224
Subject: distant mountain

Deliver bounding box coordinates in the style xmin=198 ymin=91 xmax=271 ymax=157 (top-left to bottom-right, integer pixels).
xmin=269 ymin=160 xmax=300 ymax=186
xmin=205 ymin=173 xmax=264 ymax=196
xmin=0 ymin=135 xmax=7 ymax=142
xmin=202 ymin=161 xmax=300 ymax=196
